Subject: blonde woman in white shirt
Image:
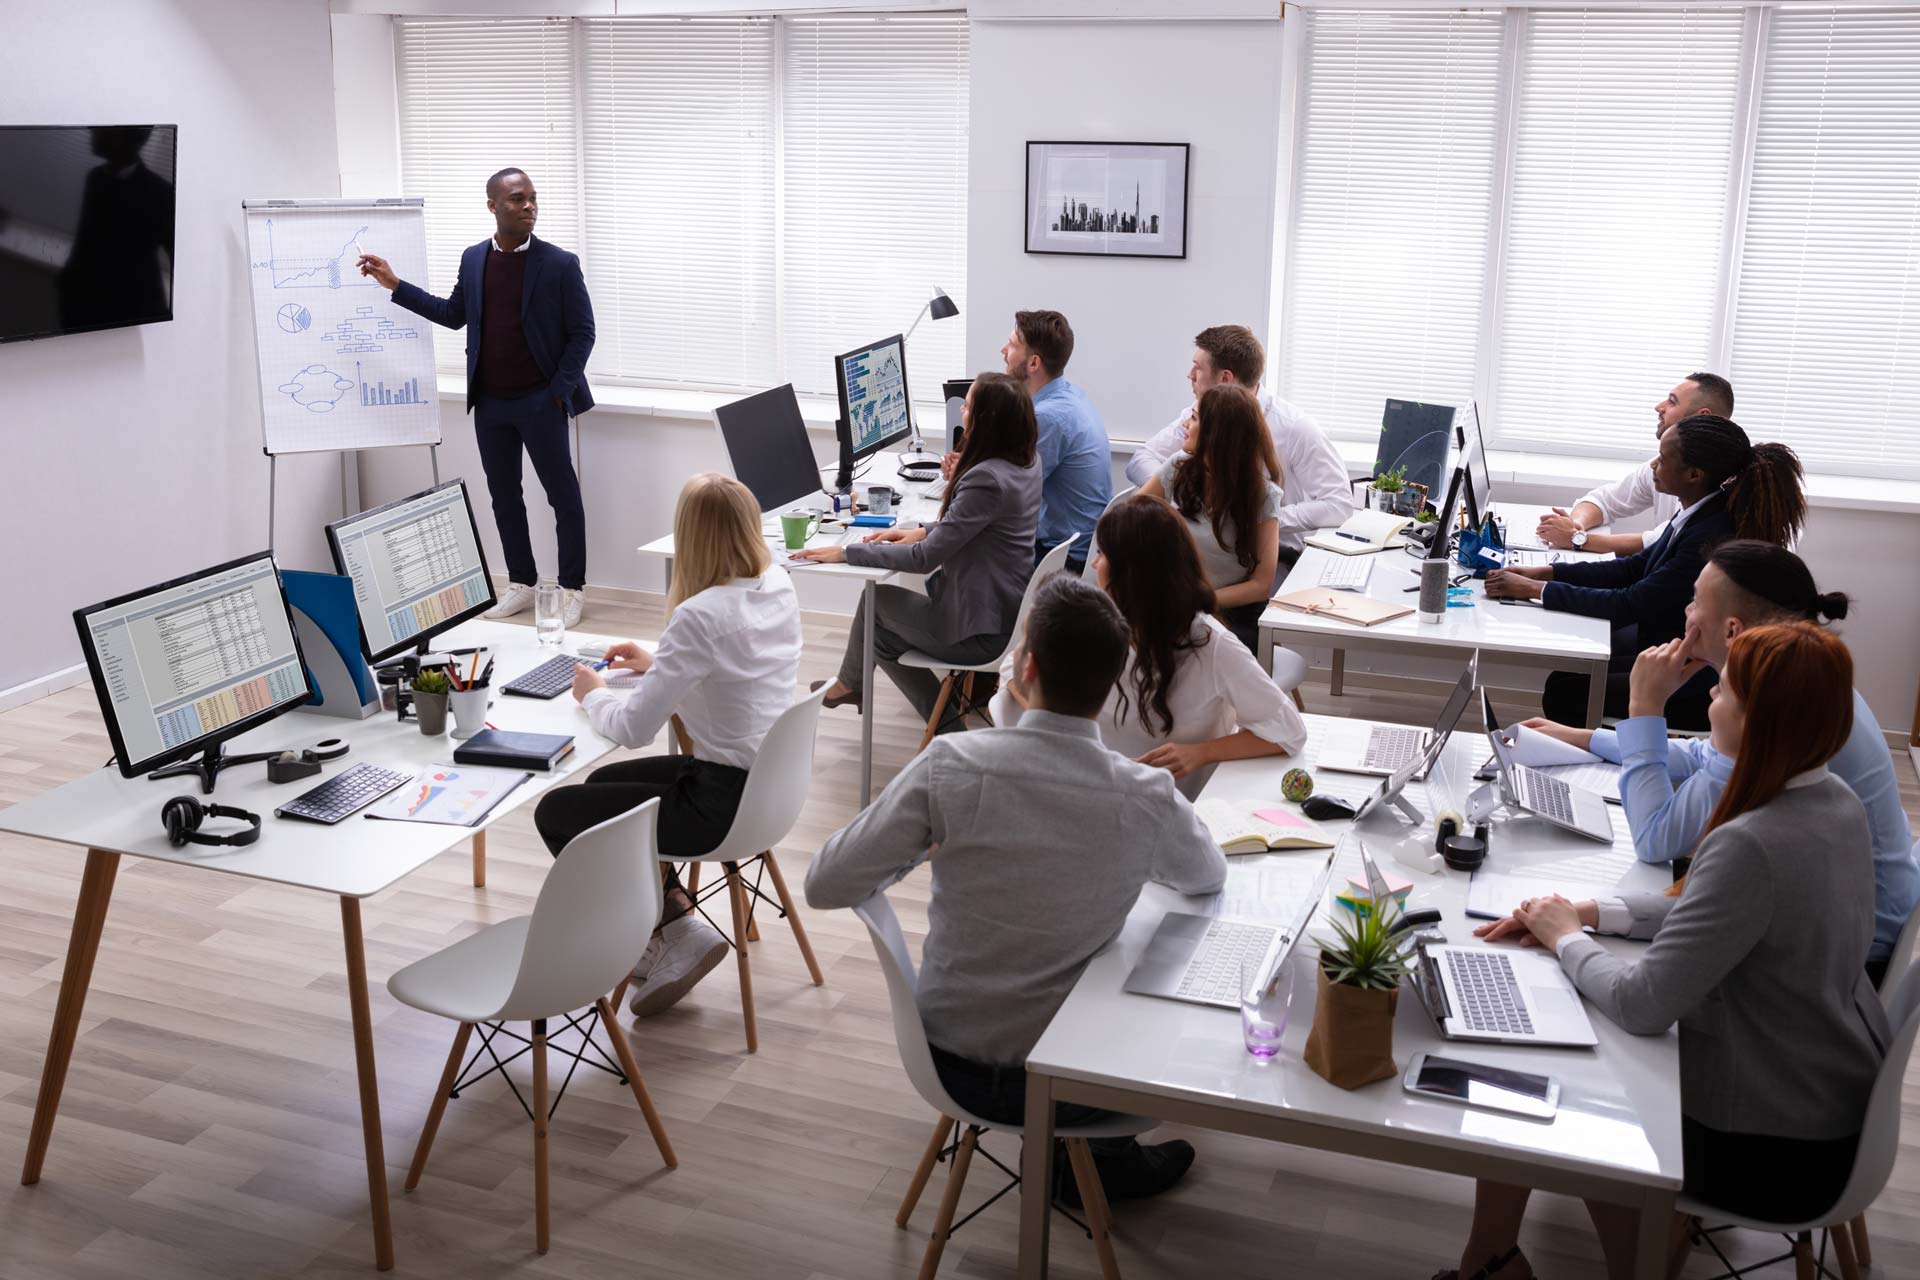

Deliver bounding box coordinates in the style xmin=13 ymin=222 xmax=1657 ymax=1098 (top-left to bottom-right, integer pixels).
xmin=535 ymin=472 xmax=802 ymax=1017
xmin=991 ymin=492 xmax=1307 ymax=798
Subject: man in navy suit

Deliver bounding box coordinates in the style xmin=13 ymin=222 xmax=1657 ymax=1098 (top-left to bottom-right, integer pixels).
xmin=358 ymin=168 xmax=595 ymax=625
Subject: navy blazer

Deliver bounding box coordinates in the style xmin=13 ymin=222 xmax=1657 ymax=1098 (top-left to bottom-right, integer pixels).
xmin=1541 ymin=492 xmax=1731 ymax=650
xmin=391 ymin=236 xmax=595 ymax=415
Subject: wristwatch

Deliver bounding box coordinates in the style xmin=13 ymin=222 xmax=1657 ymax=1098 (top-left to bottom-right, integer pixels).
xmin=1570 ymin=529 xmax=1589 ymax=549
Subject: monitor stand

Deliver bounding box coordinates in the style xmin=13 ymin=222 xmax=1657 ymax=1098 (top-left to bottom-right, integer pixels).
xmin=148 ymin=742 xmax=279 ymax=796
xmin=833 ymin=419 xmax=855 ymax=494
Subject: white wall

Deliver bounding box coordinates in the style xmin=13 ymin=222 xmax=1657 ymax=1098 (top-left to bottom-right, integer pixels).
xmin=0 ymin=0 xmax=346 ymax=696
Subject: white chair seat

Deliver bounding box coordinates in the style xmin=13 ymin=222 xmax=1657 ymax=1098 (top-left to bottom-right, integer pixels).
xmin=388 ymin=916 xmax=529 ymax=1023
xmin=895 ymin=649 xmax=1003 ymax=673
xmin=951 ymin=1104 xmax=1155 ymax=1142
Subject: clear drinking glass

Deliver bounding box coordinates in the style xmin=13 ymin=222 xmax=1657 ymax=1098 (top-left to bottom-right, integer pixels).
xmin=534 ymin=576 xmax=565 ymax=648
xmin=1241 ymin=953 xmax=1298 ymax=1060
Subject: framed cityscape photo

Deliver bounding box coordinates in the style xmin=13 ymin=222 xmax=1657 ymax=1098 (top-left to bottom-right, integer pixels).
xmin=1025 ymin=141 xmax=1190 ymax=260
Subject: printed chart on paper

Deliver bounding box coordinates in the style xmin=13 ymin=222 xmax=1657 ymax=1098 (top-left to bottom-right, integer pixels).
xmin=243 ymin=200 xmax=441 ymax=455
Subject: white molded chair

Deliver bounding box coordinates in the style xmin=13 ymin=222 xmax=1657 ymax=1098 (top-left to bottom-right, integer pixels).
xmin=1080 ymin=487 xmax=1137 ymax=581
xmin=1269 ymin=643 xmax=1309 ymax=713
xmin=854 ymin=892 xmax=1145 ymax=1280
xmin=632 ymin=686 xmax=831 ymax=1054
xmin=388 ymin=798 xmax=678 ymax=1254
xmin=1681 ymin=956 xmax=1920 ymax=1280
xmin=897 ymin=535 xmax=1078 ymax=750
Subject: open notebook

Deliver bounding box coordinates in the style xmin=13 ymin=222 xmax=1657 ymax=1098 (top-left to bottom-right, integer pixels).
xmin=1271 ymin=588 xmax=1412 ymax=628
xmin=1304 ymin=509 xmax=1412 ymax=555
xmin=1193 ymin=798 xmax=1336 ymax=854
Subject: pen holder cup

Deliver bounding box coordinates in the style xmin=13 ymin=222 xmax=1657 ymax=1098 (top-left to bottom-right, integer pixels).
xmin=412 ymin=690 xmax=449 ymax=736
xmin=450 ymin=685 xmax=492 ymax=739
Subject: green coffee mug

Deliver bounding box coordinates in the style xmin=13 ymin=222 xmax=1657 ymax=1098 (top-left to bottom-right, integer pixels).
xmin=780 ymin=510 xmax=821 ymax=550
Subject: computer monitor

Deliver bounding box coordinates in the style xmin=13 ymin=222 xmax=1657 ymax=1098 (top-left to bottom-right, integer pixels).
xmin=715 ymin=384 xmax=822 ymax=513
xmin=1426 ymin=466 xmax=1467 ymax=562
xmin=835 ymin=333 xmax=914 ymax=465
xmin=1374 ymin=399 xmax=1455 ymax=506
xmin=326 ymin=480 xmax=496 ymax=663
xmin=73 ymin=551 xmax=313 ymax=791
xmin=1457 ymin=401 xmax=1491 ymax=527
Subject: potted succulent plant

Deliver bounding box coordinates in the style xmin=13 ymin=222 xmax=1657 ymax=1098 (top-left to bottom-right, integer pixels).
xmin=411 ymin=668 xmax=452 ymax=736
xmin=1361 ymin=466 xmax=1426 ymax=516
xmin=1303 ymin=898 xmax=1412 ymax=1089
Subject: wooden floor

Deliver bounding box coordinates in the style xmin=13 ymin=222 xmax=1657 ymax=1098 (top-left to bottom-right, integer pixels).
xmin=2 ymin=595 xmax=1917 ymax=1279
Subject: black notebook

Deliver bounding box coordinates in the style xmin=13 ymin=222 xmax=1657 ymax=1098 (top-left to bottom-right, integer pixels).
xmin=452 ymin=728 xmax=575 ymax=771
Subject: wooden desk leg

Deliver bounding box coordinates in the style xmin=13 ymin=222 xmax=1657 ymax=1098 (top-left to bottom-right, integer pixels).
xmin=860 ymin=577 xmax=877 ymax=807
xmin=20 ymin=848 xmax=119 ymax=1185
xmin=1632 ymin=1188 xmax=1676 ymax=1280
xmin=340 ymin=897 xmax=395 ymax=1271
xmin=471 ymin=829 xmax=487 ymax=888
xmin=1585 ymin=658 xmax=1610 ymax=728
xmin=1017 ymin=1071 xmax=1055 ymax=1280
xmin=1330 ymin=648 xmax=1346 ymax=697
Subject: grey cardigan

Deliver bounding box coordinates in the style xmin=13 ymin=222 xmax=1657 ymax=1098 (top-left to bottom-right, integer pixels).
xmin=1560 ymin=774 xmax=1890 ymax=1140
xmin=844 ymin=455 xmax=1043 ymax=642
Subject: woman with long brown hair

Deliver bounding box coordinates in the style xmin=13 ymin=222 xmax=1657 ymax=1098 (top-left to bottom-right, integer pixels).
xmin=1442 ymin=623 xmax=1889 ymax=1280
xmin=1136 ymin=383 xmax=1284 ymax=652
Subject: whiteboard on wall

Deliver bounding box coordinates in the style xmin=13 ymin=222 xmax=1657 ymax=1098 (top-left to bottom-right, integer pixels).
xmin=243 ymin=198 xmax=441 ymax=456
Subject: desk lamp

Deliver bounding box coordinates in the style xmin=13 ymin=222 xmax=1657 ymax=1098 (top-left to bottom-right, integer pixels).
xmin=901 ymin=287 xmax=959 ymax=467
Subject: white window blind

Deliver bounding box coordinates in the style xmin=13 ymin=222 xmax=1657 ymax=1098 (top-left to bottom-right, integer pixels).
xmin=780 ymin=15 xmax=969 ymax=400
xmin=1493 ymin=9 xmax=1743 ymax=457
xmin=396 ymin=18 xmax=581 ymax=372
xmin=1731 ymin=7 xmax=1920 ymax=479
xmin=581 ymin=18 xmax=776 ymax=389
xmin=1280 ymin=10 xmax=1503 ymax=442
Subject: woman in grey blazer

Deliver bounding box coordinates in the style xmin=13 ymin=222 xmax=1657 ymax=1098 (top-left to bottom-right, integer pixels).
xmin=800 ymin=373 xmax=1042 ymax=727
xmin=1440 ymin=622 xmax=1892 ymax=1280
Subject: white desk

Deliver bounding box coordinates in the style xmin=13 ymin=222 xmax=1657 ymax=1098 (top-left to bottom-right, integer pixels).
xmin=1017 ymin=716 xmax=1683 ymax=1279
xmin=636 ymin=449 xmax=945 ymax=805
xmin=1260 ymin=503 xmax=1616 ymax=727
xmin=0 ymin=620 xmax=623 ymax=1272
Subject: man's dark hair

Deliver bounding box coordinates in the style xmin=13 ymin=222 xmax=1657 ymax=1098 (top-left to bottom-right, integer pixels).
xmin=486 ymin=167 xmax=530 ymax=197
xmin=1708 ymin=540 xmax=1849 ymax=625
xmin=1194 ymin=325 xmax=1265 ymax=387
xmin=1685 ymin=371 xmax=1735 ymax=417
xmin=1021 ymin=575 xmax=1130 ymax=718
xmin=1014 ymin=310 xmax=1075 ymax=379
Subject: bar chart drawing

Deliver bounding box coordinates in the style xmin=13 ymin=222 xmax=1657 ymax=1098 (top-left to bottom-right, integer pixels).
xmin=355 ymin=361 xmax=424 ymax=407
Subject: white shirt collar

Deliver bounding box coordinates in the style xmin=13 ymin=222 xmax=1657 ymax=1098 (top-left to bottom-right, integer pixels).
xmin=490 ymin=235 xmax=532 ymax=254
xmin=1783 ymin=765 xmax=1831 ymax=791
xmin=1666 ymin=490 xmax=1716 ymax=535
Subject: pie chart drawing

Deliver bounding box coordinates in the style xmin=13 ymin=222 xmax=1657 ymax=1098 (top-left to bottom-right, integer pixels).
xmin=277 ymin=303 xmax=312 ymax=333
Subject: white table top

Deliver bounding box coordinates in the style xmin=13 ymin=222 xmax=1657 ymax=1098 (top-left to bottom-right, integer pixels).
xmin=1259 ymin=503 xmax=1613 ymax=664
xmin=0 ymin=621 xmax=625 ymax=899
xmin=1026 ymin=714 xmax=1683 ymax=1192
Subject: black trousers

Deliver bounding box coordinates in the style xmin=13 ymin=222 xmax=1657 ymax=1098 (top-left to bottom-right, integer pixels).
xmin=1542 ymin=623 xmax=1714 ymax=728
xmin=474 ymin=387 xmax=586 ymax=590
xmin=1682 ymin=1116 xmax=1857 ymax=1223
xmin=929 ymin=1043 xmax=1130 ymax=1158
xmin=532 ymin=756 xmax=748 ymax=868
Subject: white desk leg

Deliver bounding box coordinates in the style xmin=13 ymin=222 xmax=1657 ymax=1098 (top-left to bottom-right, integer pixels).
xmin=860 ymin=578 xmax=876 ymax=807
xmin=20 ymin=848 xmax=119 ymax=1186
xmin=1018 ymin=1071 xmax=1055 ymax=1279
xmin=1633 ymin=1187 xmax=1677 ymax=1278
xmin=1585 ymin=658 xmax=1609 ymax=728
xmin=340 ymin=897 xmax=396 ymax=1271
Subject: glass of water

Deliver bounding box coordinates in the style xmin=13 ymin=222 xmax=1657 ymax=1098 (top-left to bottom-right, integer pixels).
xmin=1241 ymin=953 xmax=1298 ymax=1061
xmin=534 ymin=576 xmax=565 ymax=648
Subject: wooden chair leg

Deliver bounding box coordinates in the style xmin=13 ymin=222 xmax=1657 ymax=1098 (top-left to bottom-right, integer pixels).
xmin=1849 ymin=1213 xmax=1872 ymax=1267
xmin=917 ymin=1124 xmax=977 ymax=1280
xmin=897 ymin=1114 xmax=955 ymax=1227
xmin=959 ymin=671 xmax=978 ymax=720
xmin=471 ymin=829 xmax=487 ymax=888
xmin=918 ymin=675 xmax=958 ymax=752
xmin=593 ymin=998 xmax=677 ymax=1167
xmin=406 ymin=1022 xmax=473 ymax=1190
xmin=532 ymin=1020 xmax=551 ymax=1254
xmin=743 ymin=861 xmax=761 ymax=943
xmin=610 ymin=978 xmax=631 ymax=1013
xmin=1289 ymin=687 xmax=1306 ymax=713
xmin=1792 ymin=1230 xmax=1816 ymax=1280
xmin=726 ymin=865 xmax=758 ymax=1053
xmin=1830 ymin=1223 xmax=1862 ymax=1280
xmin=685 ymin=862 xmax=701 ymax=895
xmin=763 ymin=852 xmax=824 ymax=986
xmin=1065 ymin=1138 xmax=1122 ymax=1280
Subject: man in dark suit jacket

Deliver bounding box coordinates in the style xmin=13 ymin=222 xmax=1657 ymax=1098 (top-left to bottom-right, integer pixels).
xmin=358 ymin=167 xmax=595 ymax=623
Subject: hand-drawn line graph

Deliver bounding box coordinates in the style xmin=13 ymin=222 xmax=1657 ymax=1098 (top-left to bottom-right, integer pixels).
xmin=277 ymin=364 xmax=355 ymax=413
xmin=252 ymin=219 xmax=376 ymax=291
xmin=322 ymin=305 xmax=420 ymax=354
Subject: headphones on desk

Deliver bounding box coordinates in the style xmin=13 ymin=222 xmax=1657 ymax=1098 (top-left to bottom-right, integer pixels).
xmin=160 ymin=796 xmax=262 ymax=849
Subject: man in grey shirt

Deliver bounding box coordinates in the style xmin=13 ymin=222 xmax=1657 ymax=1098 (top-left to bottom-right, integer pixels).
xmin=806 ymin=575 xmax=1227 ymax=1203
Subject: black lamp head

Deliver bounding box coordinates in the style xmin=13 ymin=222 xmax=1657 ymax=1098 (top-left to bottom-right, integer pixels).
xmin=928 ymin=288 xmax=959 ymax=321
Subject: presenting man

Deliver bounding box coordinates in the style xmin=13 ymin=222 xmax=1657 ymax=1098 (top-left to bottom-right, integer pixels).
xmin=359 ymin=167 xmax=595 ymax=626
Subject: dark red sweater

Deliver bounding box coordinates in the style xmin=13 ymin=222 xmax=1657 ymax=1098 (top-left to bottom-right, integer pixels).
xmin=478 ymin=247 xmax=546 ymax=397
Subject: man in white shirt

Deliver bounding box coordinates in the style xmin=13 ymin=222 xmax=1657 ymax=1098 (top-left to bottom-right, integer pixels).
xmin=1534 ymin=372 xmax=1734 ymax=555
xmin=1125 ymin=325 xmax=1354 ymax=563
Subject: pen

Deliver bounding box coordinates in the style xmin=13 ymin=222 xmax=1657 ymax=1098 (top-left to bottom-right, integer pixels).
xmin=591 ymin=659 xmax=612 ymax=671
xmin=1333 ymin=531 xmax=1369 ymax=543
xmin=485 ymin=721 xmax=498 ymax=730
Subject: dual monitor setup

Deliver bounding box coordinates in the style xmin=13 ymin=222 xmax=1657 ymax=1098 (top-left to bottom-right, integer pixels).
xmin=1375 ymin=399 xmax=1492 ymax=561
xmin=72 ymin=478 xmax=499 ymax=795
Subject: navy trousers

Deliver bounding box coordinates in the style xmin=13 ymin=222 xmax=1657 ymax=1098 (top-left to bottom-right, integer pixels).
xmin=473 ymin=388 xmax=586 ymax=590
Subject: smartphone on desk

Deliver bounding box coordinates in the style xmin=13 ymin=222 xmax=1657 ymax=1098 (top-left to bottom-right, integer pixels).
xmin=1403 ymin=1052 xmax=1558 ymax=1120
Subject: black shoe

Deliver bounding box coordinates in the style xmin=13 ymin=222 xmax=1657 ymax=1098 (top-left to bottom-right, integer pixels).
xmin=809 ymin=679 xmax=861 ymax=713
xmin=1053 ymin=1139 xmax=1195 ymax=1209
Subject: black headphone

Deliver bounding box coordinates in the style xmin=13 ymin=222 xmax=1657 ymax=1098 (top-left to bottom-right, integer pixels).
xmin=160 ymin=796 xmax=262 ymax=848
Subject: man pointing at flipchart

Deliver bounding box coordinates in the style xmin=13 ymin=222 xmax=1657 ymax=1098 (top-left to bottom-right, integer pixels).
xmin=359 ymin=167 xmax=595 ymax=627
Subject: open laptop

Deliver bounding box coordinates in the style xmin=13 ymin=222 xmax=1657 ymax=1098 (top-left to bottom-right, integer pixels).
xmin=1124 ymin=849 xmax=1339 ymax=1009
xmin=1409 ymin=943 xmax=1599 ymax=1047
xmin=1317 ymin=652 xmax=1478 ymax=777
xmin=1481 ymin=691 xmax=1613 ymax=842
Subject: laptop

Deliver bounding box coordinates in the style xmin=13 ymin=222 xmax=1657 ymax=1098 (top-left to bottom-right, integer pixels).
xmin=1124 ymin=850 xmax=1338 ymax=1009
xmin=1410 ymin=943 xmax=1599 ymax=1048
xmin=1481 ymin=692 xmax=1613 ymax=842
xmin=1317 ymin=653 xmax=1479 ymax=777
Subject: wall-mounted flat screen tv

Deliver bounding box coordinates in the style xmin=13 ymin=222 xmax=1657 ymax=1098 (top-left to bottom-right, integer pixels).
xmin=0 ymin=125 xmax=177 ymax=344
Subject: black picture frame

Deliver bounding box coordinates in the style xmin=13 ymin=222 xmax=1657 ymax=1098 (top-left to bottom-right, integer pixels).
xmin=1025 ymin=141 xmax=1190 ymax=260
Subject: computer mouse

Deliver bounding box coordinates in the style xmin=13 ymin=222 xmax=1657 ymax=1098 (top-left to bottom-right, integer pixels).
xmin=1301 ymin=794 xmax=1357 ymax=821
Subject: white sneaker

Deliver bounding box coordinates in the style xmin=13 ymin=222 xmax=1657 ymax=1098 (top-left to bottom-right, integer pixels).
xmin=627 ymin=912 xmax=729 ymax=1017
xmin=485 ymin=582 xmax=536 ymax=618
xmin=561 ymin=588 xmax=585 ymax=628
xmin=629 ymin=931 xmax=666 ymax=983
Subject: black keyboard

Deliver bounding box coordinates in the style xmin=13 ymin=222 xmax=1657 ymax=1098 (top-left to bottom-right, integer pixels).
xmin=502 ymin=654 xmax=579 ymax=699
xmin=276 ymin=763 xmax=413 ymax=825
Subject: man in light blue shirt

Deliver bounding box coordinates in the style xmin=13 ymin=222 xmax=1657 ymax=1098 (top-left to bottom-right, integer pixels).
xmin=1002 ymin=310 xmax=1111 ymax=572
xmin=1522 ymin=541 xmax=1915 ymax=981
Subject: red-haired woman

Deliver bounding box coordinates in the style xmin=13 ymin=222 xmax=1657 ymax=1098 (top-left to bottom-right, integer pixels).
xmin=1439 ymin=622 xmax=1891 ymax=1280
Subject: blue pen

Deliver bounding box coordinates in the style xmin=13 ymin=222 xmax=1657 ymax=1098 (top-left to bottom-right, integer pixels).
xmin=1333 ymin=530 xmax=1370 ymax=543
xmin=591 ymin=659 xmax=613 ymax=671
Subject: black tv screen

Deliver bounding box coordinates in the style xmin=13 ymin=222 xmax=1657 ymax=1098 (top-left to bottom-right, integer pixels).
xmin=0 ymin=125 xmax=176 ymax=343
